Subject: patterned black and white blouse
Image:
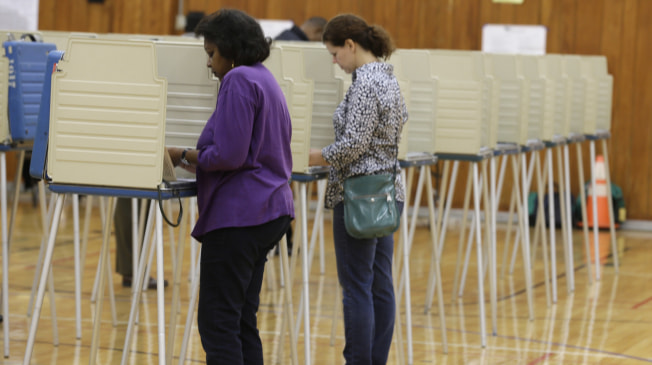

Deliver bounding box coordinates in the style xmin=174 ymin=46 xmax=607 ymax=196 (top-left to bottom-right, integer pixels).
xmin=322 ymin=62 xmax=409 ymax=209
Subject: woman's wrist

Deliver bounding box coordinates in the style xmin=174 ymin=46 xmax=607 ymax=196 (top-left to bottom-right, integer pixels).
xmin=180 ymin=148 xmax=191 ymax=166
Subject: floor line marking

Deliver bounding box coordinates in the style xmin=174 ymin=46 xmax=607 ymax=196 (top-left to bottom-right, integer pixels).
xmin=632 ymin=296 xmax=652 ymax=310
xmin=527 ymin=352 xmax=554 ymax=365
xmin=434 ymin=326 xmax=652 ymax=363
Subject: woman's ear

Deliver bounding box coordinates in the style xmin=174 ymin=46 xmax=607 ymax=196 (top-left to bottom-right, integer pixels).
xmin=344 ymin=38 xmax=355 ymax=51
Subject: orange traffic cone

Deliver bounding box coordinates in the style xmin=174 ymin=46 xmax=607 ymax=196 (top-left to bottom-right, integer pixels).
xmin=586 ymin=155 xmax=615 ymax=229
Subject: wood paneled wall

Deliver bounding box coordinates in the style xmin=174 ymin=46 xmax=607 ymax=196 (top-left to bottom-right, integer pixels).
xmin=37 ymin=0 xmax=652 ymax=220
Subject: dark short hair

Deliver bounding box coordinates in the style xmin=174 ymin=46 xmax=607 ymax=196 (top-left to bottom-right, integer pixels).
xmin=185 ymin=11 xmax=205 ymax=32
xmin=322 ymin=14 xmax=395 ymax=60
xmin=304 ymin=16 xmax=327 ymax=30
xmin=194 ymin=9 xmax=271 ymax=66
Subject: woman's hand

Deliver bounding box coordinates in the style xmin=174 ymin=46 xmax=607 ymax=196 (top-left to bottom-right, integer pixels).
xmin=168 ymin=147 xmax=198 ymax=174
xmin=309 ymin=148 xmax=328 ymax=166
xmin=167 ymin=147 xmax=184 ymax=167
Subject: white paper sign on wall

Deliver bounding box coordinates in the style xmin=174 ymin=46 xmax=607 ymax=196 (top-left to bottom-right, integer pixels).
xmin=482 ymin=24 xmax=547 ymax=55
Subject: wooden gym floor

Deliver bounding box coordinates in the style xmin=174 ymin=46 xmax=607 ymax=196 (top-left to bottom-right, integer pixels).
xmin=1 ymin=192 xmax=651 ymax=364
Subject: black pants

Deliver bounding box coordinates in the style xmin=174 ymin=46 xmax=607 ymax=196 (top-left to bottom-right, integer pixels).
xmin=198 ymin=215 xmax=292 ymax=365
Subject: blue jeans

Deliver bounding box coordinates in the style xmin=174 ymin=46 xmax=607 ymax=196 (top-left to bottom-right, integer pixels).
xmin=197 ymin=215 xmax=292 ymax=365
xmin=332 ymin=201 xmax=403 ymax=365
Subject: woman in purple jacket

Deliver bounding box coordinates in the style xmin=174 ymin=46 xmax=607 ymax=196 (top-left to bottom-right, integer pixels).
xmin=168 ymin=9 xmax=294 ymax=365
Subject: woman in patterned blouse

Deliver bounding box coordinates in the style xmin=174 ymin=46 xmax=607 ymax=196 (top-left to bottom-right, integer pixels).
xmin=309 ymin=14 xmax=408 ymax=365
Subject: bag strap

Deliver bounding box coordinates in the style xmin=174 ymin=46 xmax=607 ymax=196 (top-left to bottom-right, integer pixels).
xmin=157 ymin=182 xmax=183 ymax=227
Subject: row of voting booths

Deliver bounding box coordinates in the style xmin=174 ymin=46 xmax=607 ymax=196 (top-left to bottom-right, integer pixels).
xmin=265 ymin=41 xmax=616 ymax=363
xmin=0 ymin=30 xmax=217 ymax=365
xmin=0 ymin=29 xmax=615 ymax=365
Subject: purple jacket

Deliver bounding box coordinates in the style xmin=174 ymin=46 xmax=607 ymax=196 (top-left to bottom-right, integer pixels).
xmin=191 ymin=62 xmax=294 ymax=241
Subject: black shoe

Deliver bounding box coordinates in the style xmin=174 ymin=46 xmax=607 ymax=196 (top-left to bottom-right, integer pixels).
xmin=122 ymin=276 xmax=168 ymax=289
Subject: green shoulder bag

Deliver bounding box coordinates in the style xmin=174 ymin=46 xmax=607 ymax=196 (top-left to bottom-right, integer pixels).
xmin=343 ymin=172 xmax=400 ymax=239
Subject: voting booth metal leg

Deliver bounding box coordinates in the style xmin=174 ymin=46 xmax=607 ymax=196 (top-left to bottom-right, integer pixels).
xmin=458 ymin=160 xmax=497 ymax=327
xmin=308 ymin=180 xmax=327 ymax=275
xmin=89 ymin=196 xmax=116 ymax=364
xmin=481 ymin=159 xmax=492 ymax=287
xmin=555 ymin=147 xmax=572 ymax=293
xmin=544 ymin=148 xmax=559 ymax=304
xmin=506 ymin=155 xmax=535 ymax=319
xmin=90 ymin=197 xmax=107 ymax=304
xmin=392 ymin=167 xmax=410 ymax=303
xmin=506 ymin=153 xmax=533 ymax=277
xmin=441 ymin=160 xmax=461 ymax=260
xmin=166 ymin=200 xmax=177 ymax=275
xmin=575 ymin=144 xmax=594 ymax=285
xmin=533 ymin=152 xmax=552 ymax=308
xmin=189 ymin=197 xmax=198 ymax=282
xmin=22 ymin=193 xmax=66 ymax=365
xmin=396 ymin=168 xmax=414 ymax=364
xmin=178 ymin=245 xmax=201 ymax=365
xmin=274 ymin=231 xmax=299 ymax=364
xmin=280 ymin=234 xmax=299 ymax=365
xmin=121 ymin=201 xmax=156 ymax=365
xmin=79 ymin=195 xmax=93 ymax=296
xmin=518 ymin=154 xmax=535 ymax=321
xmin=119 ymin=200 xmax=167 ymax=365
xmin=319 ymin=180 xmax=326 ymax=275
xmin=394 ymin=164 xmax=422 ymax=364
xmin=396 ymin=165 xmax=424 ymax=312
xmin=589 ymin=142 xmax=600 ymax=280
xmin=2 ymin=150 xmax=52 ymax=356
xmin=154 ymin=205 xmax=167 ymax=365
xmin=451 ymin=168 xmax=473 ymax=302
xmin=423 ymin=168 xmax=448 ymax=353
xmin=131 ymin=198 xmax=140 ymax=295
xmin=601 ymin=139 xmax=619 ymax=273
xmin=489 ymin=157 xmax=498 ymax=336
xmin=393 ymin=166 xmax=413 ymax=283
xmin=27 ymin=189 xmax=55 ymax=318
xmin=447 ymin=160 xmax=489 ymax=347
xmin=425 ymin=160 xmax=458 ymax=313
xmin=295 ymin=178 xmax=328 ymax=340
xmin=494 ymin=153 xmax=517 ymax=276
xmin=528 ymin=152 xmax=550 ymax=306
xmin=458 ymin=163 xmax=487 ymax=294
xmin=167 ymin=199 xmax=190 ymax=365
xmin=6 ymin=151 xmax=24 ymax=251
xmin=563 ymin=145 xmax=575 ymax=292
xmin=407 ymin=166 xmax=426 ymax=257
xmin=26 ymin=190 xmax=60 ymax=347
xmin=89 ymin=197 xmax=118 ymax=326
xmin=437 ymin=160 xmax=458 ymax=287
xmin=458 ymin=212 xmax=475 ymax=297
xmin=298 ymin=182 xmax=311 ymax=365
xmin=501 ymin=182 xmax=517 ymax=277
xmin=471 ymin=162 xmax=487 ymax=348
xmin=72 ymin=194 xmax=83 ymax=339
xmin=589 ymin=138 xmax=620 ymax=280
